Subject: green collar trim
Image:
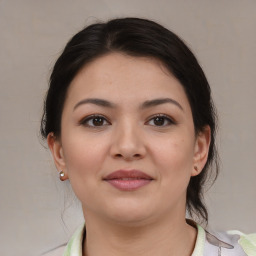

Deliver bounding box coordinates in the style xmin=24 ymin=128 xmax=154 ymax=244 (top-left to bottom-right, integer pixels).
xmin=191 ymin=223 xmax=205 ymax=256
xmin=63 ymin=224 xmax=84 ymax=256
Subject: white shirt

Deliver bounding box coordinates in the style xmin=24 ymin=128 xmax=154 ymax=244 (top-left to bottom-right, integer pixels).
xmin=42 ymin=222 xmax=256 ymax=256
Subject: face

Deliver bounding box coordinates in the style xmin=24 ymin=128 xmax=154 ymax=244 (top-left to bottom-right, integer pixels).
xmin=48 ymin=53 xmax=210 ymax=225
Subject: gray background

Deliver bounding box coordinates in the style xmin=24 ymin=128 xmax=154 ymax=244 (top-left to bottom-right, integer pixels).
xmin=0 ymin=0 xmax=255 ymax=255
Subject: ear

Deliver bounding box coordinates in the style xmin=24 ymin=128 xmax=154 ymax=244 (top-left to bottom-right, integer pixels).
xmin=191 ymin=125 xmax=211 ymax=176
xmin=47 ymin=133 xmax=68 ymax=180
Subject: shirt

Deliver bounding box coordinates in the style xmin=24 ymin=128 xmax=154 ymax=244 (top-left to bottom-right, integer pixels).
xmin=43 ymin=222 xmax=256 ymax=256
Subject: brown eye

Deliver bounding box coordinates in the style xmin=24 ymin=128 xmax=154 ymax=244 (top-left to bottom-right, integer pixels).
xmin=80 ymin=115 xmax=110 ymax=127
xmin=147 ymin=115 xmax=174 ymax=127
xmin=153 ymin=116 xmax=166 ymax=126
xmin=92 ymin=117 xmax=105 ymax=126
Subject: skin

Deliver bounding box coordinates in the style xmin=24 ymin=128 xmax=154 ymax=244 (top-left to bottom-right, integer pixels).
xmin=48 ymin=53 xmax=211 ymax=256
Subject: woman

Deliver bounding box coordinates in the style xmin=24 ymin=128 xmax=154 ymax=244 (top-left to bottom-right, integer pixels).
xmin=41 ymin=18 xmax=255 ymax=256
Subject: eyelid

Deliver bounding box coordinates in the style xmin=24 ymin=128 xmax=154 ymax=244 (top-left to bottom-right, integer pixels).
xmin=145 ymin=114 xmax=176 ymax=126
xmin=79 ymin=114 xmax=111 ymax=127
xmin=78 ymin=113 xmax=176 ymax=128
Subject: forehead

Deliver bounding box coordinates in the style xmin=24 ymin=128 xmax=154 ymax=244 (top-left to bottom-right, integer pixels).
xmin=65 ymin=53 xmax=190 ymax=110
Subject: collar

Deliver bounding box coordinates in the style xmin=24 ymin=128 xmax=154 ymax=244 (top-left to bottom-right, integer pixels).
xmin=63 ymin=224 xmax=84 ymax=256
xmin=63 ymin=221 xmax=246 ymax=256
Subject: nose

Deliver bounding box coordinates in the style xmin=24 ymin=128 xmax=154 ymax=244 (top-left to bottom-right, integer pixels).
xmin=110 ymin=121 xmax=146 ymax=161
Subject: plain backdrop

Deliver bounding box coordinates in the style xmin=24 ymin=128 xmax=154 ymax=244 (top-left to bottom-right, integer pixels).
xmin=0 ymin=0 xmax=255 ymax=255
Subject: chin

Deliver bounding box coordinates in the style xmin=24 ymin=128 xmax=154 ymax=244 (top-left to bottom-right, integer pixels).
xmin=104 ymin=201 xmax=155 ymax=226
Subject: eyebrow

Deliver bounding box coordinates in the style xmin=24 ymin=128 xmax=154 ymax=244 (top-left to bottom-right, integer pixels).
xmin=140 ymin=98 xmax=183 ymax=111
xmin=73 ymin=97 xmax=183 ymax=111
xmin=74 ymin=98 xmax=116 ymax=110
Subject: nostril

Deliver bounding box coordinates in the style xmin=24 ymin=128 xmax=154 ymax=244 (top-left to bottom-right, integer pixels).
xmin=114 ymin=153 xmax=142 ymax=160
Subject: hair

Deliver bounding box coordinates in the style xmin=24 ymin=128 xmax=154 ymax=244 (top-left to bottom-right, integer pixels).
xmin=41 ymin=17 xmax=218 ymax=224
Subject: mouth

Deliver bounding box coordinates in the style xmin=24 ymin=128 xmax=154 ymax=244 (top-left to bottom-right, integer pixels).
xmin=103 ymin=169 xmax=153 ymax=191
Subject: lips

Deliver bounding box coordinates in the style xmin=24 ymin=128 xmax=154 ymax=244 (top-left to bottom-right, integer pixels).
xmin=103 ymin=170 xmax=153 ymax=191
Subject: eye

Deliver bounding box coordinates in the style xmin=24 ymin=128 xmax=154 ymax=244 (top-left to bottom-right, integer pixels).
xmin=146 ymin=114 xmax=175 ymax=127
xmin=80 ymin=115 xmax=110 ymax=128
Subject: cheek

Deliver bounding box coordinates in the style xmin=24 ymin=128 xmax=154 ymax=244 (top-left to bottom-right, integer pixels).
xmin=61 ymin=134 xmax=111 ymax=205
xmin=151 ymin=135 xmax=195 ymax=187
xmin=61 ymin=134 xmax=109 ymax=182
xmin=153 ymin=135 xmax=194 ymax=165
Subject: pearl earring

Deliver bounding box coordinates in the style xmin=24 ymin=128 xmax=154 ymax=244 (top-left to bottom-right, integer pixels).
xmin=59 ymin=171 xmax=65 ymax=181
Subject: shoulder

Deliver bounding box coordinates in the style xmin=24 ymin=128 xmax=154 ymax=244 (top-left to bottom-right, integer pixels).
xmin=188 ymin=219 xmax=256 ymax=256
xmin=225 ymin=230 xmax=256 ymax=256
xmin=205 ymin=229 xmax=256 ymax=256
xmin=41 ymin=244 xmax=66 ymax=256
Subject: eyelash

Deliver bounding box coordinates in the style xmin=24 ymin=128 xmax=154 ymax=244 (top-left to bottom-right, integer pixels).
xmin=79 ymin=114 xmax=111 ymax=128
xmin=146 ymin=114 xmax=176 ymax=127
xmin=79 ymin=114 xmax=176 ymax=128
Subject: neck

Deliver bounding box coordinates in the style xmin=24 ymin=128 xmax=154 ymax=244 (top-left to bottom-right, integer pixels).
xmin=82 ymin=211 xmax=197 ymax=256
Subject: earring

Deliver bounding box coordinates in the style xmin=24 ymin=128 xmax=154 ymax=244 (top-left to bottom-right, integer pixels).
xmin=59 ymin=171 xmax=65 ymax=181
